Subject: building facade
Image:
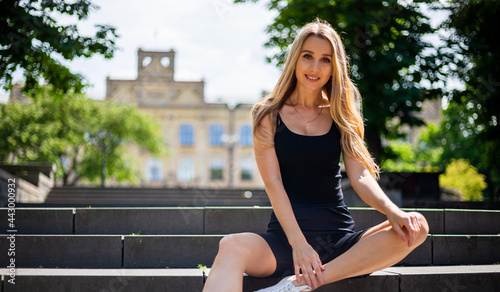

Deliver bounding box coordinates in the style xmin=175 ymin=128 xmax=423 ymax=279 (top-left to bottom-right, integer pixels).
xmin=106 ymin=49 xmax=263 ymax=188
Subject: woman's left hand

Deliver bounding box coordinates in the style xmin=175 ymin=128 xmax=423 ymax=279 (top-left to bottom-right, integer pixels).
xmin=385 ymin=208 xmax=422 ymax=248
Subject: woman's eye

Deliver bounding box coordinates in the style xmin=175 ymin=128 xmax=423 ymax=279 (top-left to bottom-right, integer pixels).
xmin=321 ymin=58 xmax=331 ymax=63
xmin=303 ymin=54 xmax=312 ymax=59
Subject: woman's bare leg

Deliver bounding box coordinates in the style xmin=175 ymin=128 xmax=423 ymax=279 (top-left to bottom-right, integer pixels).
xmin=294 ymin=212 xmax=429 ymax=288
xmin=203 ymin=232 xmax=277 ymax=292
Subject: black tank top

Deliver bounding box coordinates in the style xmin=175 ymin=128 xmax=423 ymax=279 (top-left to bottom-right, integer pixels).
xmin=274 ymin=112 xmax=344 ymax=205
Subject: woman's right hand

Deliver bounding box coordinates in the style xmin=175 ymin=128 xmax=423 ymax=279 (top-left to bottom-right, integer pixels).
xmin=291 ymin=240 xmax=325 ymax=289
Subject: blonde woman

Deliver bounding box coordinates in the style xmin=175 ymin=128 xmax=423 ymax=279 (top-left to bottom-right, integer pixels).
xmin=203 ymin=19 xmax=429 ymax=292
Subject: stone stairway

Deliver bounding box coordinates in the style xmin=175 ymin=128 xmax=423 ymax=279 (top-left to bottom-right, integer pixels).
xmin=0 ymin=207 xmax=499 ymax=291
xmin=42 ymin=187 xmax=271 ymax=207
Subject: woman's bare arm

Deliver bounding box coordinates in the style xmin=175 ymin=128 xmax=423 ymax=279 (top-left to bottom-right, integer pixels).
xmin=343 ymin=153 xmax=423 ymax=247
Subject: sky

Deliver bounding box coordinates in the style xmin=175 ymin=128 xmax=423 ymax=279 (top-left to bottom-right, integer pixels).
xmin=0 ymin=0 xmax=282 ymax=105
xmin=0 ymin=1 xmax=453 ymax=105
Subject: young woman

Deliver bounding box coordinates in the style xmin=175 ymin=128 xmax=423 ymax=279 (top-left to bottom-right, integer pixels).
xmin=203 ymin=19 xmax=429 ymax=292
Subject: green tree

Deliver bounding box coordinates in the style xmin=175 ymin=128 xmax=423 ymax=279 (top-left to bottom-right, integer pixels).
xmin=381 ymin=141 xmax=419 ymax=172
xmin=78 ymin=102 xmax=166 ymax=186
xmin=237 ymin=0 xmax=444 ymax=163
xmin=430 ymin=0 xmax=500 ymax=199
xmin=0 ymin=89 xmax=165 ymax=186
xmin=421 ymin=102 xmax=481 ymax=169
xmin=381 ymin=123 xmax=443 ymax=172
xmin=0 ymin=0 xmax=118 ymax=94
xmin=440 ymin=159 xmax=487 ymax=201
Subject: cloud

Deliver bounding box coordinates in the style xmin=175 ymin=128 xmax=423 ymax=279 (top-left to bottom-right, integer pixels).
xmin=70 ymin=0 xmax=280 ymax=103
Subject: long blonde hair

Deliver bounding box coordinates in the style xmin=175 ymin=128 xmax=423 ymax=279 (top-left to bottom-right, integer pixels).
xmin=252 ymin=18 xmax=380 ymax=178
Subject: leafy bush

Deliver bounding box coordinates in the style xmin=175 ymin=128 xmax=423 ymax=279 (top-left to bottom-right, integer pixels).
xmin=440 ymin=159 xmax=487 ymax=201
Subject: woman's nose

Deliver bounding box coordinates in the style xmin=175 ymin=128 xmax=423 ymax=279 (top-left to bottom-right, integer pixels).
xmin=309 ymin=60 xmax=320 ymax=72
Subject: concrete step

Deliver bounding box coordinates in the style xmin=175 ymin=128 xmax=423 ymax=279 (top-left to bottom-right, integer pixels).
xmin=44 ymin=187 xmax=270 ymax=207
xmin=0 ymin=265 xmax=499 ymax=292
xmin=2 ymin=207 xmax=499 ymax=235
xmin=46 ymin=187 xmax=266 ymax=196
xmin=245 ymin=265 xmax=500 ymax=292
xmin=0 ymin=268 xmax=202 ymax=292
xmin=1 ymin=234 xmax=499 ymax=268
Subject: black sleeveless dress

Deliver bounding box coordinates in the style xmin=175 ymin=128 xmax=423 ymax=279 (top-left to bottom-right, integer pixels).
xmin=257 ymin=112 xmax=366 ymax=278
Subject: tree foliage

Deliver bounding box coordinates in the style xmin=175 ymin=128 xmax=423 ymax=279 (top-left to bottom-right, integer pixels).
xmin=236 ymin=0 xmax=444 ymax=163
xmin=427 ymin=0 xmax=500 ymax=199
xmin=381 ymin=123 xmax=442 ymax=172
xmin=0 ymin=89 xmax=166 ymax=186
xmin=0 ymin=0 xmax=118 ymax=94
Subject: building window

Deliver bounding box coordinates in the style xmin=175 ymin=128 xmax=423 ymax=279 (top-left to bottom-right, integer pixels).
xmin=146 ymin=158 xmax=163 ymax=182
xmin=178 ymin=159 xmax=195 ymax=182
xmin=210 ymin=124 xmax=225 ymax=146
xmin=210 ymin=159 xmax=224 ymax=180
xmin=240 ymin=158 xmax=254 ymax=181
xmin=179 ymin=124 xmax=194 ymax=146
xmin=240 ymin=125 xmax=253 ymax=146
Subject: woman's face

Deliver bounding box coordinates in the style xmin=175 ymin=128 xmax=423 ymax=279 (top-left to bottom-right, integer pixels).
xmin=295 ymin=35 xmax=333 ymax=92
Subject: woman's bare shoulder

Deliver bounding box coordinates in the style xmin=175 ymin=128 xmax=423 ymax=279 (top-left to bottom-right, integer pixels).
xmin=253 ymin=110 xmax=276 ymax=148
xmin=259 ymin=109 xmax=275 ymax=128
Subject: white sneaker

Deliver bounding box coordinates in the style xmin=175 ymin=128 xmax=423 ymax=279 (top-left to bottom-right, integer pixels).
xmin=254 ymin=276 xmax=312 ymax=292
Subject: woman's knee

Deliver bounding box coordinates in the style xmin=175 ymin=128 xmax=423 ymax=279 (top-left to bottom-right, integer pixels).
xmin=411 ymin=212 xmax=429 ymax=243
xmin=217 ymin=233 xmax=251 ymax=258
xmin=214 ymin=233 xmax=276 ymax=277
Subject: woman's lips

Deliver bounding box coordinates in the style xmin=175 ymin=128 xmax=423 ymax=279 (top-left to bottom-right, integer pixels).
xmin=305 ymin=74 xmax=320 ymax=81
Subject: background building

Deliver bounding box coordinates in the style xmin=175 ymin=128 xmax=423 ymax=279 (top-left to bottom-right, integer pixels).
xmin=106 ymin=49 xmax=262 ymax=188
